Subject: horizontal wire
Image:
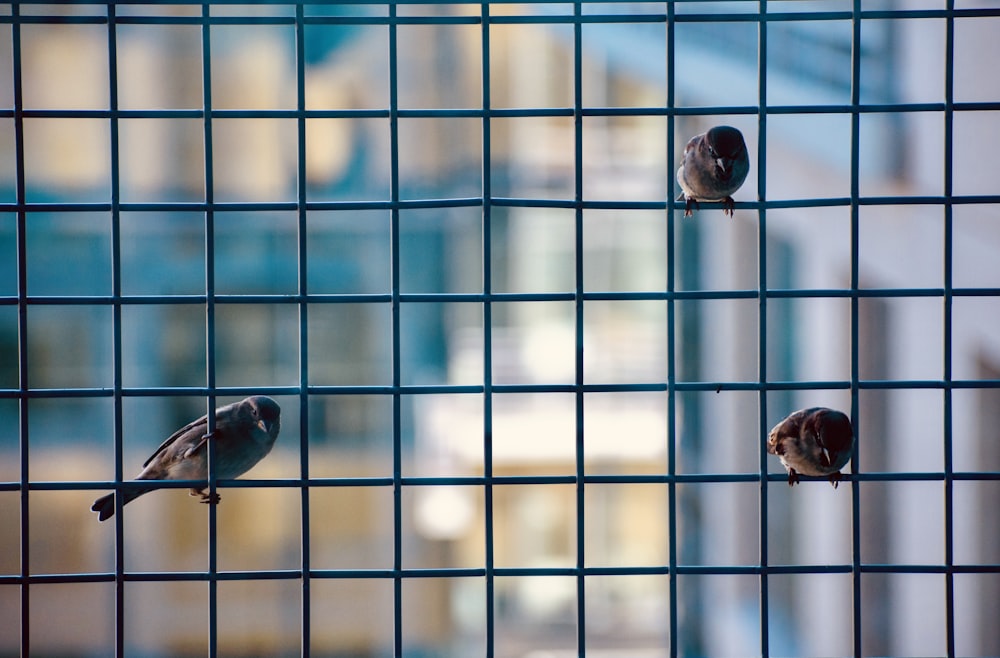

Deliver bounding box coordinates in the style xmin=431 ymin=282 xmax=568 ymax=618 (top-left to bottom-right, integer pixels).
xmin=5 ymin=101 xmax=1000 ymax=120
xmin=4 ymin=7 xmax=1000 ymax=25
xmin=5 ymin=286 xmax=1000 ymax=307
xmin=2 ymin=377 xmax=1000 ymax=402
xmin=1 ymin=194 xmax=997 ymax=217
xmin=4 ymin=0 xmax=994 ymax=6
xmin=4 ymin=562 xmax=998 ymax=587
xmin=7 ymin=469 xmax=999 ymax=495
xmin=4 ymin=377 xmax=1000 ymax=401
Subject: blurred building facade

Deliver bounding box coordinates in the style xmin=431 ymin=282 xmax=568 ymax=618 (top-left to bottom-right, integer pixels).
xmin=1 ymin=2 xmax=998 ymax=657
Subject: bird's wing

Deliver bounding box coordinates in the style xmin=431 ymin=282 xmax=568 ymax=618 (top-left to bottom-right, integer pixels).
xmin=812 ymin=409 xmax=852 ymax=451
xmin=142 ymin=413 xmax=210 ymax=468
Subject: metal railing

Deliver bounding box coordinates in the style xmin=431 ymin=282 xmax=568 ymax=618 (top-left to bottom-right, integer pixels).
xmin=2 ymin=1 xmax=1000 ymax=657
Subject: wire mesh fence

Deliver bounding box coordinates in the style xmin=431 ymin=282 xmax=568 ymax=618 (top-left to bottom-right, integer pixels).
xmin=1 ymin=1 xmax=999 ymax=656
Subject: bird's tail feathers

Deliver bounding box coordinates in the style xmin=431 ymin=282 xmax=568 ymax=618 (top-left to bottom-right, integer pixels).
xmin=91 ymin=493 xmax=116 ymax=521
xmin=90 ymin=486 xmax=151 ymax=522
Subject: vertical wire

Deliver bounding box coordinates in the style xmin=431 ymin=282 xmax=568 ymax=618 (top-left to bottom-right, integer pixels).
xmin=941 ymin=2 xmax=956 ymax=655
xmin=756 ymin=2 xmax=770 ymax=656
xmin=480 ymin=2 xmax=496 ymax=656
xmin=849 ymin=1 xmax=864 ymax=656
xmin=664 ymin=1 xmax=678 ymax=655
xmin=665 ymin=38 xmax=680 ymax=658
xmin=294 ymin=4 xmax=311 ymax=656
xmin=200 ymin=4 xmax=219 ymax=656
xmin=106 ymin=3 xmax=126 ymax=655
xmin=12 ymin=2 xmax=29 ymax=654
xmin=387 ymin=3 xmax=403 ymax=656
xmin=572 ymin=2 xmax=586 ymax=655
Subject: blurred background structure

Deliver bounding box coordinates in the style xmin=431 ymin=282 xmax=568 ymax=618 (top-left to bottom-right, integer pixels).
xmin=1 ymin=1 xmax=999 ymax=657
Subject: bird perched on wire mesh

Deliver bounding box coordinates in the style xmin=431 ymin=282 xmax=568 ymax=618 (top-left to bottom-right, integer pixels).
xmin=767 ymin=407 xmax=854 ymax=488
xmin=676 ymin=125 xmax=749 ymax=217
xmin=91 ymin=396 xmax=281 ymax=521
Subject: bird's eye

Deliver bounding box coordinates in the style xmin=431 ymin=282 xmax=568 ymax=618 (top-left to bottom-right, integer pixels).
xmin=251 ymin=406 xmax=258 ymax=417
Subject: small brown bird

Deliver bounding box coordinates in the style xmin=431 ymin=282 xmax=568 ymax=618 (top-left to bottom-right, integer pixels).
xmin=676 ymin=125 xmax=750 ymax=217
xmin=767 ymin=407 xmax=854 ymax=488
xmin=91 ymin=396 xmax=281 ymax=521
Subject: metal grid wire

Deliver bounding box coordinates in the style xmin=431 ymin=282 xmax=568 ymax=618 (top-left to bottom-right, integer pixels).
xmin=2 ymin=1 xmax=1000 ymax=656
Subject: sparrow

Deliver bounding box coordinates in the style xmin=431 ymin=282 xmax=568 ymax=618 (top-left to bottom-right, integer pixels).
xmin=91 ymin=396 xmax=281 ymax=521
xmin=766 ymin=407 xmax=854 ymax=488
xmin=676 ymin=125 xmax=749 ymax=217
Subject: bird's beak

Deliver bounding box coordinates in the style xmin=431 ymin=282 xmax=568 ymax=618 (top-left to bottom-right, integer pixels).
xmin=257 ymin=419 xmax=268 ymax=433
